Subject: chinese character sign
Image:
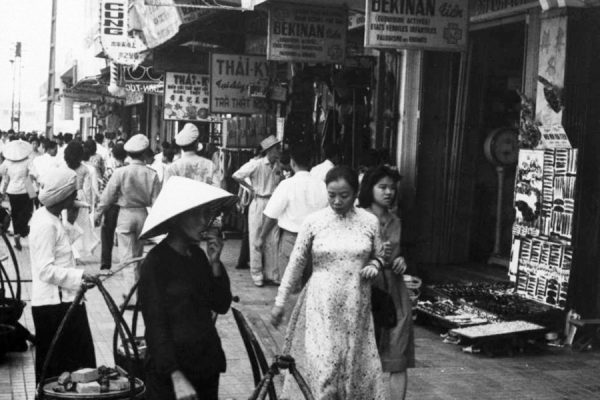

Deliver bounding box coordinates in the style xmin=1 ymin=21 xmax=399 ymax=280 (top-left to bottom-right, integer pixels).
xmin=211 ymin=54 xmax=269 ymax=114
xmin=163 ymin=72 xmax=210 ymax=121
xmin=267 ymin=3 xmax=346 ymax=63
xmin=364 ymin=0 xmax=468 ymax=51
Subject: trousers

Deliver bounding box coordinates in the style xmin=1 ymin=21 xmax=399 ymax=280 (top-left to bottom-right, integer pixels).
xmin=101 ymin=204 xmax=120 ymax=268
xmin=116 ymin=207 xmax=147 ymax=301
xmin=248 ymin=197 xmax=278 ymax=283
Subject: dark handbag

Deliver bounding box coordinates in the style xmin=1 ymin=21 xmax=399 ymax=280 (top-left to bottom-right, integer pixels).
xmin=371 ymin=270 xmax=397 ymax=329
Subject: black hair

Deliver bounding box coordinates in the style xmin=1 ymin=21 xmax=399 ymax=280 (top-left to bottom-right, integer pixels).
xmin=64 ymin=141 xmax=84 ymax=170
xmin=94 ymin=133 xmax=104 ymax=144
xmin=180 ymin=143 xmax=196 ymax=152
xmin=82 ymin=139 xmax=97 ymax=161
xmin=161 ymin=140 xmax=170 ymax=150
xmin=30 ymin=136 xmax=40 ymax=145
xmin=63 ymin=133 xmax=73 ymax=143
xmin=290 ymin=143 xmax=311 ymax=169
xmin=45 ymin=140 xmax=57 ymax=150
xmin=112 ymin=143 xmax=127 ymax=161
xmin=357 ymin=165 xmax=401 ymax=208
xmin=163 ymin=147 xmax=176 ymax=163
xmin=325 ymin=165 xmax=359 ymax=194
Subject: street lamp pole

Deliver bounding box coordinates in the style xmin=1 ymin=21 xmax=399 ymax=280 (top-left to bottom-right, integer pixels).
xmin=9 ymin=58 xmax=15 ymax=131
xmin=45 ymin=0 xmax=58 ymax=138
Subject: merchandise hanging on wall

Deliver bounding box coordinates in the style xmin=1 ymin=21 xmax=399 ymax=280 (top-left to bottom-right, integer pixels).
xmin=511 ymin=148 xmax=577 ymax=308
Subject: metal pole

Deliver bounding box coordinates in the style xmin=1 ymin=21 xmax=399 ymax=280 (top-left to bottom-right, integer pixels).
xmin=10 ymin=59 xmax=15 ymax=131
xmin=16 ymin=44 xmax=22 ymax=133
xmin=45 ymin=0 xmax=58 ymax=138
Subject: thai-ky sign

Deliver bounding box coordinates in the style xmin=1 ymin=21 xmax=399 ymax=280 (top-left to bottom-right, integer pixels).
xmin=163 ymin=72 xmax=210 ymax=121
xmin=267 ymin=3 xmax=346 ymax=63
xmin=100 ymin=0 xmax=148 ymax=65
xmin=364 ymin=0 xmax=468 ymax=51
xmin=211 ymin=54 xmax=269 ymax=114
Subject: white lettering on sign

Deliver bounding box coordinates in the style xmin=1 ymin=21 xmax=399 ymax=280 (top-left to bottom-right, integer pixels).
xmin=103 ymin=2 xmax=125 ymax=35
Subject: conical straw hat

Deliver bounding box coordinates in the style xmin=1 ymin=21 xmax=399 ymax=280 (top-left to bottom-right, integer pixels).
xmin=3 ymin=140 xmax=32 ymax=161
xmin=140 ymin=176 xmax=237 ymax=239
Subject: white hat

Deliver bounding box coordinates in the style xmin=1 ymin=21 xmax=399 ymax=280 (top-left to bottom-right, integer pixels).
xmin=140 ymin=177 xmax=237 ymax=239
xmin=124 ymin=134 xmax=149 ymax=153
xmin=260 ymin=135 xmax=281 ymax=152
xmin=38 ymin=167 xmax=77 ymax=207
xmin=3 ymin=140 xmax=32 ymax=161
xmin=175 ymin=123 xmax=199 ymax=146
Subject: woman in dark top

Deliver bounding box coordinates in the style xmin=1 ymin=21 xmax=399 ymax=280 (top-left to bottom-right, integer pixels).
xmin=138 ymin=177 xmax=236 ymax=400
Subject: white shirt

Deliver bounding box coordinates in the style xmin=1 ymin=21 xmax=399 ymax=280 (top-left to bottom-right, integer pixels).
xmin=0 ymin=159 xmax=31 ymax=195
xmin=263 ymin=171 xmax=328 ymax=233
xmin=29 ymin=208 xmax=84 ymax=306
xmin=96 ymin=143 xmax=109 ymax=161
xmin=31 ymin=153 xmax=63 ymax=187
xmin=310 ymin=159 xmax=335 ymax=182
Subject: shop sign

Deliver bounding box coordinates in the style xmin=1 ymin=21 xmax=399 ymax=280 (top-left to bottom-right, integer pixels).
xmin=267 ymin=3 xmax=347 ymax=64
xmin=134 ymin=0 xmax=182 ymax=49
xmin=100 ymin=0 xmax=148 ymax=65
xmin=364 ymin=0 xmax=469 ymax=52
xmin=210 ymin=53 xmax=269 ymax=114
xmin=125 ymin=91 xmax=145 ymax=106
xmin=163 ymin=72 xmax=210 ymax=121
xmin=125 ymin=82 xmax=164 ymax=94
xmin=348 ymin=12 xmax=366 ymax=30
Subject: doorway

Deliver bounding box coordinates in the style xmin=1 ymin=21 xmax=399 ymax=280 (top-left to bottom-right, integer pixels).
xmin=465 ymin=22 xmax=526 ymax=263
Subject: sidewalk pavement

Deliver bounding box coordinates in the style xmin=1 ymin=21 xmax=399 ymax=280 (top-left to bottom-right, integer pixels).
xmin=1 ymin=235 xmax=600 ymax=399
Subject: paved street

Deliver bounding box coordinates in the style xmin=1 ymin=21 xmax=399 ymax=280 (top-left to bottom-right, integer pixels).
xmin=1 ymin=235 xmax=600 ymax=399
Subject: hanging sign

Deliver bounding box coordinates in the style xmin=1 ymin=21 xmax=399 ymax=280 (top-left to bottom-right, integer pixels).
xmin=364 ymin=0 xmax=469 ymax=51
xmin=100 ymin=0 xmax=148 ymax=65
xmin=267 ymin=3 xmax=346 ymax=64
xmin=125 ymin=91 xmax=145 ymax=106
xmin=210 ymin=53 xmax=269 ymax=114
xmin=125 ymin=82 xmax=164 ymax=94
xmin=163 ymin=72 xmax=210 ymax=121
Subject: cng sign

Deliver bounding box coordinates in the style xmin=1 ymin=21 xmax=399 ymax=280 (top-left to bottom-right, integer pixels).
xmin=99 ymin=0 xmax=148 ymax=66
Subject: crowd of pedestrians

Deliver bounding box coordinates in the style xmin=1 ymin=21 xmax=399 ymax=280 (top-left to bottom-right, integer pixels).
xmin=0 ymin=123 xmax=413 ymax=399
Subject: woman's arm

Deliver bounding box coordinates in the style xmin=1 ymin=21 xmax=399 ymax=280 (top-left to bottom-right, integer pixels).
xmin=274 ymin=218 xmax=314 ymax=308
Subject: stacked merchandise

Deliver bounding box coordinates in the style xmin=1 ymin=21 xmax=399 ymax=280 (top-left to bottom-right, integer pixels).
xmin=511 ymin=149 xmax=577 ymax=308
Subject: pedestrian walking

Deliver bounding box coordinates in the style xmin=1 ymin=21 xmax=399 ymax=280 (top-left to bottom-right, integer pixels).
xmin=232 ymin=135 xmax=282 ymax=287
xmin=0 ymin=139 xmax=35 ymax=250
xmin=98 ymin=143 xmax=126 ymax=270
xmin=63 ymin=141 xmax=99 ymax=262
xmin=94 ymin=133 xmax=110 ymax=162
xmin=164 ymin=123 xmax=217 ymax=184
xmin=138 ymin=177 xmax=235 ymax=400
xmin=310 ymin=143 xmax=339 ymax=182
xmin=29 ymin=167 xmax=104 ymax=383
xmin=96 ymin=134 xmax=160 ymax=302
xmin=257 ymin=143 xmax=328 ymax=285
xmin=359 ymin=166 xmax=415 ymax=400
xmin=270 ymin=165 xmax=389 ymax=399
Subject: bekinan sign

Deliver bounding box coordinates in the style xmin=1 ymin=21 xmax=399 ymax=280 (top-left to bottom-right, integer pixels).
xmin=364 ymin=0 xmax=468 ymax=51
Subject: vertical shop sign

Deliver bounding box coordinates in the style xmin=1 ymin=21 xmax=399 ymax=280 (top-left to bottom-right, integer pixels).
xmin=100 ymin=0 xmax=148 ymax=65
xmin=210 ymin=54 xmax=269 ymax=114
xmin=267 ymin=3 xmax=346 ymax=63
xmin=163 ymin=72 xmax=210 ymax=121
xmin=364 ymin=0 xmax=468 ymax=51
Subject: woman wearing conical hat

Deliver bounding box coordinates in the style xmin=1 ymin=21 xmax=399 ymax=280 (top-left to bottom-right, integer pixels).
xmin=138 ymin=177 xmax=235 ymax=400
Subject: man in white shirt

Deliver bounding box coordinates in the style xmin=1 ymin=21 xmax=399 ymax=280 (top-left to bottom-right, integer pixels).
xmin=94 ymin=133 xmax=110 ymax=162
xmin=257 ymin=143 xmax=328 ymax=284
xmin=310 ymin=143 xmax=339 ymax=182
xmin=164 ymin=123 xmax=218 ymax=185
xmin=30 ymin=140 xmax=62 ymax=189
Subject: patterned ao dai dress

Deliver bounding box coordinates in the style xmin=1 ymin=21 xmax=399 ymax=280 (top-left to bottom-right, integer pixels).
xmin=275 ymin=206 xmax=389 ymax=400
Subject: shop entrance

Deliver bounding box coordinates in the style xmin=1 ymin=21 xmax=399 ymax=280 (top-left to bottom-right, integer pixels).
xmin=465 ymin=22 xmax=526 ymax=263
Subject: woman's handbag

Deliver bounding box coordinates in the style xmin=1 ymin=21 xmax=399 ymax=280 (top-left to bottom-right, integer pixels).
xmin=371 ymin=270 xmax=397 ymax=329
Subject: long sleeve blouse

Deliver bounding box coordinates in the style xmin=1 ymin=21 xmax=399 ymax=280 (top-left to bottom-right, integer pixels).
xmin=138 ymin=241 xmax=232 ymax=379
